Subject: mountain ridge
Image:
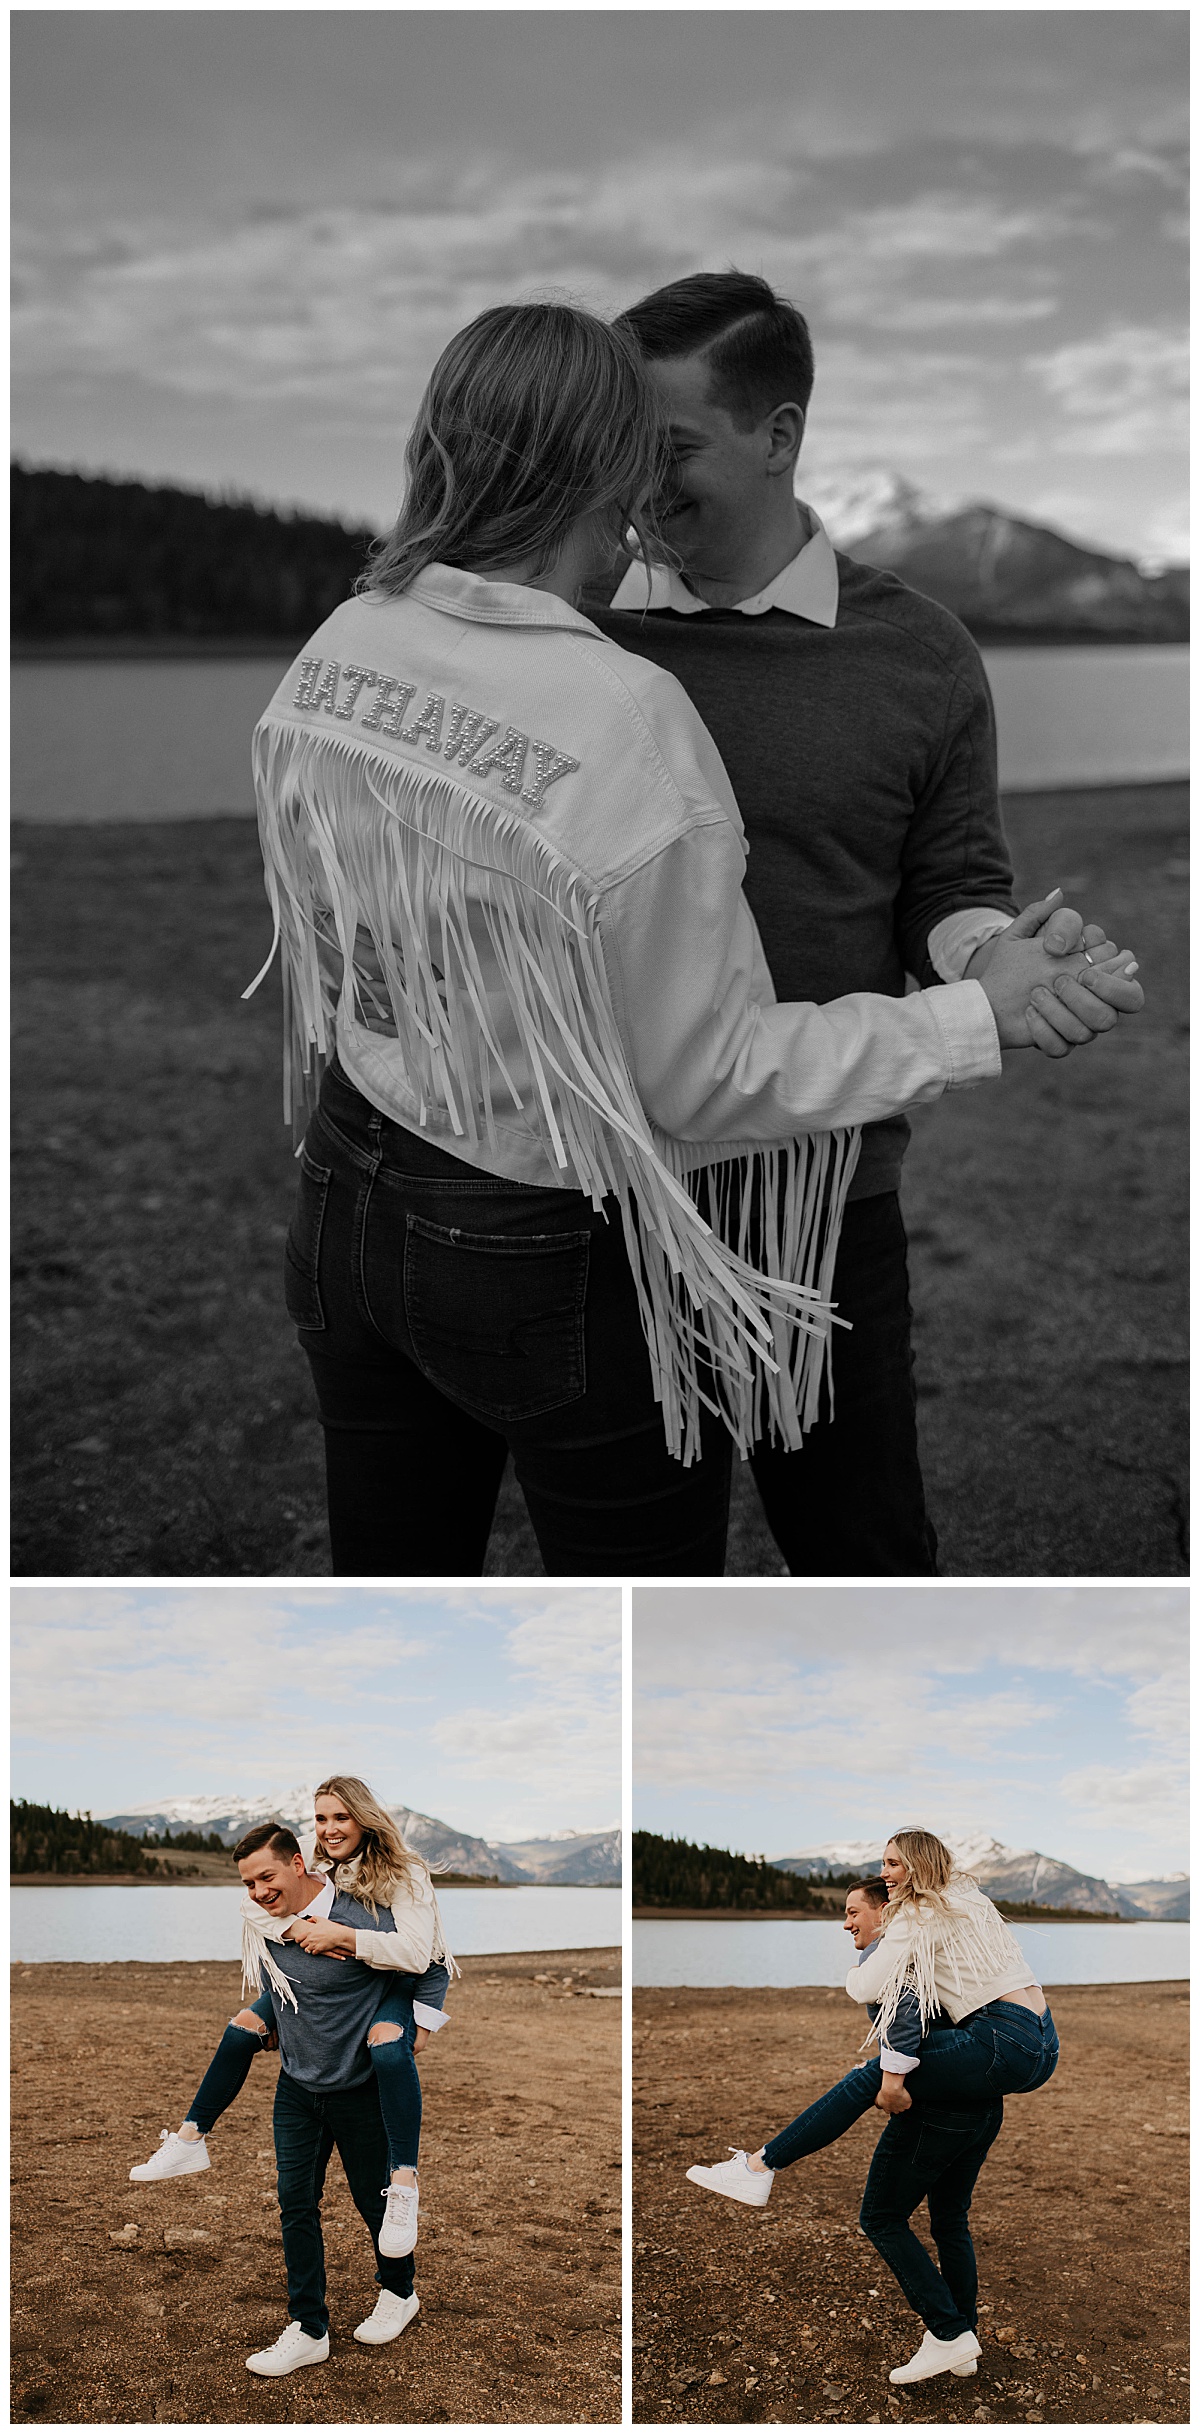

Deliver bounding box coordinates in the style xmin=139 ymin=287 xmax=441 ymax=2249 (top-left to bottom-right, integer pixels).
xmin=768 ymin=1834 xmax=1187 ymax=1921
xmin=803 ymin=466 xmax=1187 ymax=642
xmin=99 ymin=1792 xmax=621 ymax=1886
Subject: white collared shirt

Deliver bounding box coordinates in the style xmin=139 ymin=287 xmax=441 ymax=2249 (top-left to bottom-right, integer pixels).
xmin=611 ymin=510 xmax=1011 ymax=984
xmin=295 ymin=1875 xmax=337 ymax=1921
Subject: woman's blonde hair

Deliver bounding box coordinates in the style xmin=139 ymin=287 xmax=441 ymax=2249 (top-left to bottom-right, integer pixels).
xmin=359 ymin=300 xmax=670 ymax=600
xmin=884 ymin=1827 xmax=958 ymax=1912
xmin=312 ymin=1775 xmax=426 ymax=1917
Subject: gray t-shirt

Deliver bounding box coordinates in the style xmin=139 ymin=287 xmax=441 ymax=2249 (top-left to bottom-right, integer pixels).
xmin=261 ymin=1889 xmax=400 ymax=2093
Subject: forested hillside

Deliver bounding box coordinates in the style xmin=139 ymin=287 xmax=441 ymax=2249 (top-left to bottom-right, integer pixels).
xmin=633 ymin=1830 xmax=827 ymax=1911
xmin=11 ymin=1799 xmax=153 ymax=1876
xmin=12 ymin=465 xmax=376 ymax=641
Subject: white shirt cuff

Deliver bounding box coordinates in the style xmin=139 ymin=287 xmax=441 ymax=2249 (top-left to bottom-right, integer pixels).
xmin=879 ymin=2046 xmax=920 ymax=2074
xmin=412 ymin=2002 xmax=450 ymax=2032
xmin=927 ymin=909 xmax=1013 ymax=982
xmin=923 ymin=977 xmax=1002 ymax=1090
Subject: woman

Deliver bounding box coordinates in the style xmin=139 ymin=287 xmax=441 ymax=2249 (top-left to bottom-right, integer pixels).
xmin=688 ymin=1829 xmax=1058 ymax=2384
xmin=129 ymin=1778 xmax=455 ymax=2259
xmin=246 ymin=301 xmax=1140 ymax=1576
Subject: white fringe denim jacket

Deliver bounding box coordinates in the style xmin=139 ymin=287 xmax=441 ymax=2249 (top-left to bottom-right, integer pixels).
xmin=248 ymin=563 xmax=1001 ymax=1463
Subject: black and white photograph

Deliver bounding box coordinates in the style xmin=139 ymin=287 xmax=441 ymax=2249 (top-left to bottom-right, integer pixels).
xmin=11 ymin=9 xmax=1187 ymax=1580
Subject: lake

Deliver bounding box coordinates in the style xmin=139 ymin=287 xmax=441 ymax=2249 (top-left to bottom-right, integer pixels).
xmin=10 ymin=644 xmax=1189 ymax=822
xmin=11 ymin=1883 xmax=621 ymax=1965
xmin=633 ymin=1917 xmax=1188 ymax=1988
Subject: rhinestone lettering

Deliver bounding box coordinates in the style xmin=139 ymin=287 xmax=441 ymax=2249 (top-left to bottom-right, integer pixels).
xmin=400 ymin=692 xmax=446 ymax=752
xmin=335 ymin=664 xmax=377 ymax=719
xmin=306 ymin=660 xmax=341 ymax=716
xmin=293 ymin=657 xmax=323 ymax=708
xmin=361 ymin=675 xmax=417 ymax=736
xmin=520 ymin=740 xmax=581 ymax=809
xmin=443 ymin=703 xmax=500 ymax=766
xmin=469 ymin=725 xmax=530 ymax=795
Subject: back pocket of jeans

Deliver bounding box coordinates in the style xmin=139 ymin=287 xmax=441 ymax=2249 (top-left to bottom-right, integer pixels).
xmin=404 ymin=1215 xmax=589 ymax=1422
xmin=284 ymin=1149 xmax=333 ymax=1333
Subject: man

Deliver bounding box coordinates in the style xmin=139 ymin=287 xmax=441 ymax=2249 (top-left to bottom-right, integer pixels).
xmin=231 ymin=1822 xmax=422 ymax=2379
xmin=592 ymin=270 xmax=1137 ymax=1573
xmin=688 ymin=1877 xmax=1002 ymax=2385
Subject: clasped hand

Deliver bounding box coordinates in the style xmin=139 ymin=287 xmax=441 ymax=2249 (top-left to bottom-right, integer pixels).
xmin=282 ymin=1915 xmax=352 ymax=1958
xmin=972 ymin=889 xmax=1144 ymax=1055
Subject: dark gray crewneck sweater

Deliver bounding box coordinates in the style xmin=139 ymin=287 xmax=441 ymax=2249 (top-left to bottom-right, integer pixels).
xmin=262 ymin=1889 xmax=398 ymax=2093
xmin=590 ymin=556 xmax=1017 ymax=1200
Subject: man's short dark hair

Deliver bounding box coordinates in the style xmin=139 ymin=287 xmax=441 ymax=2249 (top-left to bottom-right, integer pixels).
xmin=617 ymin=270 xmax=814 ymax=430
xmin=232 ymin=1820 xmax=301 ymax=1866
xmin=846 ymin=1876 xmax=889 ymax=1906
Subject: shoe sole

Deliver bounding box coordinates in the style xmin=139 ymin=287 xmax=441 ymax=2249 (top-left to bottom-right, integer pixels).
xmin=129 ymin=2162 xmax=209 ymax=2181
xmin=246 ymin=2351 xmax=329 ymax=2377
xmin=685 ymin=2168 xmax=769 ymax=2207
xmin=354 ymin=2302 xmax=420 ymax=2346
xmin=890 ymin=2356 xmax=981 ymax=2385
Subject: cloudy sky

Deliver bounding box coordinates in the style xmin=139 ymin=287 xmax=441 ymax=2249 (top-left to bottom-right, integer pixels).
xmin=11 ymin=1584 xmax=620 ymax=1841
xmin=12 ymin=11 xmax=1187 ymax=560
xmin=633 ymin=1585 xmax=1188 ymax=1884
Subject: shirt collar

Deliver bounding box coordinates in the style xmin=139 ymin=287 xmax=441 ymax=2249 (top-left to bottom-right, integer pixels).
xmin=609 ymin=503 xmax=839 ymax=625
xmin=406 ymin=561 xmax=602 ymax=633
xmin=296 ymin=1874 xmax=336 ymax=1921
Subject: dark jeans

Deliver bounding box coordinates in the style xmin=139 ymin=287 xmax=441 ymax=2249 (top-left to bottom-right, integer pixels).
xmin=286 ymin=1057 xmax=733 ymax=1574
xmin=761 ymin=2000 xmax=1058 ymax=2169
xmin=859 ymin=2097 xmax=1004 ymax=2340
xmin=186 ymin=1972 xmax=444 ymax=2171
xmin=749 ymin=1191 xmax=938 ymax=1574
xmin=273 ymin=2069 xmax=413 ymax=2339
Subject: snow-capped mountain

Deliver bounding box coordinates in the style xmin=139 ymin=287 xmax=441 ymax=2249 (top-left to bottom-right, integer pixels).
xmin=801 ymin=466 xmax=944 ymax=548
xmin=799 ymin=465 xmax=1187 ymax=641
xmin=769 ymin=1835 xmax=1186 ymax=1921
xmin=100 ymin=1794 xmax=621 ymax=1885
xmin=1108 ymin=1873 xmax=1190 ymax=1922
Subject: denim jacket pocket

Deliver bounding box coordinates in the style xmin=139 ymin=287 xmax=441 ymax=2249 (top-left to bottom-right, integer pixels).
xmin=284 ymin=1147 xmax=333 ymax=1333
xmin=402 ymin=1215 xmax=590 ymax=1422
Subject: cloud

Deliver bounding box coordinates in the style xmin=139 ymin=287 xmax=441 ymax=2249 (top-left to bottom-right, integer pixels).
xmin=1028 ymin=323 xmax=1189 ymax=456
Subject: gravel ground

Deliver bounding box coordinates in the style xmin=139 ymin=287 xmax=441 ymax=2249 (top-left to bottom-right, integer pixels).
xmin=633 ymin=1979 xmax=1188 ymax=2424
xmin=11 ymin=1949 xmax=621 ymax=2423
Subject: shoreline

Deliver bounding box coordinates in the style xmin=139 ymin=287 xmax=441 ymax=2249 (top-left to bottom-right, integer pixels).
xmin=11 ymin=1945 xmax=622 ymax=1975
xmin=632 ymin=1904 xmax=1150 ymax=1923
xmin=13 ymin=1872 xmax=617 ymax=1889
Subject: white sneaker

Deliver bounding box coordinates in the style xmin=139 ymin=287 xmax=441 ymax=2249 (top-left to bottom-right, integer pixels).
xmin=889 ymin=2328 xmax=982 ymax=2385
xmin=378 ymin=2178 xmax=419 ymax=2257
xmin=685 ymin=2148 xmax=774 ymax=2207
xmin=245 ymin=2321 xmax=330 ymax=2377
xmin=354 ymin=2290 xmax=420 ymax=2346
xmin=129 ymin=2129 xmax=210 ymax=2182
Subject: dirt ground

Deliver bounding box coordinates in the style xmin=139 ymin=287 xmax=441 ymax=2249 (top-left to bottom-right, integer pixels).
xmin=11 ymin=1948 xmax=621 ymax=2424
xmin=633 ymin=1980 xmax=1188 ymax=2425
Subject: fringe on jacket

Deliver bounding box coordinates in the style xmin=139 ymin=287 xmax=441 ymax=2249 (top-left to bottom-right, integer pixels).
xmin=863 ymin=1877 xmax=1031 ymax=2048
xmin=246 ymin=721 xmax=859 ymax=1465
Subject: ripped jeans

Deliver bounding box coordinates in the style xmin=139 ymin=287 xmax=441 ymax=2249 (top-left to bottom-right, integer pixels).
xmin=184 ymin=1962 xmax=450 ymax=2173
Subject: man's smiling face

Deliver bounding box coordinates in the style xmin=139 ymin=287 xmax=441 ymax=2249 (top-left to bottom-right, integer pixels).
xmin=238 ymin=1845 xmax=308 ymax=1919
xmin=644 ymin=351 xmax=780 ymax=581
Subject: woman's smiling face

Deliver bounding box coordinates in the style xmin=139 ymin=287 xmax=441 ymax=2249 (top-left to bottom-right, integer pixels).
xmin=314 ymin=1796 xmax=362 ymax=1860
xmin=881 ymin=1841 xmax=908 ymax=1893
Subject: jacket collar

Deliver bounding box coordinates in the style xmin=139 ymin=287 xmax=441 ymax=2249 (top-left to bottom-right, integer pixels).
xmin=609 ymin=504 xmax=839 ymax=625
xmin=406 ymin=561 xmax=604 ymax=634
